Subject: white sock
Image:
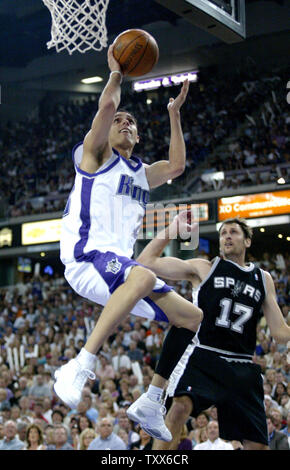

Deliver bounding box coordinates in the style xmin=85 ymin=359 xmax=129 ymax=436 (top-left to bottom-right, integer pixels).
xmin=147 ymin=385 xmax=163 ymax=403
xmin=77 ymin=348 xmax=97 ymax=370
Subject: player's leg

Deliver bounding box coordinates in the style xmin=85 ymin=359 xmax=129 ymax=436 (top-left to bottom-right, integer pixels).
xmin=217 ymin=361 xmax=269 ymax=450
xmin=152 ymin=396 xmax=193 ymax=450
xmin=152 ymin=290 xmax=203 ymax=330
xmin=84 ymin=265 xmax=157 ymax=354
xmin=147 ymin=291 xmax=202 ymax=389
xmin=54 ymin=265 xmax=156 ymax=408
xmin=126 ymin=292 xmax=202 ymax=440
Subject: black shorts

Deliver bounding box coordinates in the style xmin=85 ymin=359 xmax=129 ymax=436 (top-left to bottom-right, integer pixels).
xmin=174 ymin=346 xmax=268 ymax=445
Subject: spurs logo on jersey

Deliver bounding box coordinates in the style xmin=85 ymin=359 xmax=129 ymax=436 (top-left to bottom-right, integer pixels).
xmin=214 ymin=277 xmax=262 ymax=302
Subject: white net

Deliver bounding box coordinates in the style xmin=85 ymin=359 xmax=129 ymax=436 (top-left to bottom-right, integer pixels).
xmin=42 ymin=0 xmax=110 ymax=54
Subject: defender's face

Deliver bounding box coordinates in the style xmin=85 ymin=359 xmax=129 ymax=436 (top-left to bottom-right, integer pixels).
xmin=219 ymin=223 xmax=251 ymax=257
xmin=109 ymin=111 xmax=139 ymax=150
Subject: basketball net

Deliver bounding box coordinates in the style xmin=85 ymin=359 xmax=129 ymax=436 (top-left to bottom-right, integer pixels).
xmin=42 ymin=0 xmax=110 ymax=54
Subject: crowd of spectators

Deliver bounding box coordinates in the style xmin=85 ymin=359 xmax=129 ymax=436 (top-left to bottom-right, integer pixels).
xmin=0 ymin=249 xmax=289 ymax=450
xmin=194 ymin=70 xmax=290 ymax=193
xmin=0 ymin=63 xmax=289 ymax=219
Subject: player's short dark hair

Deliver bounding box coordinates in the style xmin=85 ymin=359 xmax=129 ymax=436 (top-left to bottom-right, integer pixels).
xmin=115 ymin=108 xmax=138 ymax=127
xmin=219 ymin=218 xmax=253 ymax=240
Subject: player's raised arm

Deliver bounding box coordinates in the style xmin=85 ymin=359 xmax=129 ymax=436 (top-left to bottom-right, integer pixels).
xmin=137 ymin=210 xmax=210 ymax=281
xmin=81 ymin=45 xmax=123 ymax=173
xmin=262 ymin=271 xmax=290 ymax=344
xmin=145 ymin=80 xmax=189 ymax=188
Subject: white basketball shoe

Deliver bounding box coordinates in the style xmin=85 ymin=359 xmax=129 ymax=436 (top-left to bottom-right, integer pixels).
xmin=54 ymin=358 xmax=96 ymax=409
xmin=126 ymin=393 xmax=172 ymax=442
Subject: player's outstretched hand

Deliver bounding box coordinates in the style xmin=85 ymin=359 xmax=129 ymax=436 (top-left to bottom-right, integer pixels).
xmin=170 ymin=209 xmax=198 ymax=240
xmin=167 ymin=79 xmax=189 ymax=114
xmin=107 ymin=44 xmax=122 ymax=75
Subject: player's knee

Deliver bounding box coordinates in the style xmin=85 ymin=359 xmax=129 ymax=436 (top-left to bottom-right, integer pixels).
xmin=178 ymin=306 xmax=203 ymax=331
xmin=168 ymin=397 xmax=192 ymax=424
xmin=195 ymin=307 xmax=203 ymax=326
xmin=128 ymin=265 xmax=156 ymax=294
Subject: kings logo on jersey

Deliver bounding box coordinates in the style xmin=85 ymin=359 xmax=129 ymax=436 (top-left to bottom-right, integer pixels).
xmin=105 ymin=257 xmax=122 ymax=274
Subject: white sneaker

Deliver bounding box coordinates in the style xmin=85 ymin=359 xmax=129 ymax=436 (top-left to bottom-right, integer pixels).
xmin=126 ymin=393 xmax=172 ymax=442
xmin=54 ymin=358 xmax=96 ymax=409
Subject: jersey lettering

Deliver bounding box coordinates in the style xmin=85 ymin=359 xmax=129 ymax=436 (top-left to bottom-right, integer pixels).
xmin=215 ymin=298 xmax=253 ymax=334
xmin=243 ymin=284 xmax=255 ymax=298
xmin=214 ymin=276 xmax=261 ymax=303
xmin=116 ymin=174 xmax=149 ymax=208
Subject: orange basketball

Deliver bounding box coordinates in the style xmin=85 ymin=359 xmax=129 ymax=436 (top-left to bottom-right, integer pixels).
xmin=113 ymin=29 xmax=159 ymax=77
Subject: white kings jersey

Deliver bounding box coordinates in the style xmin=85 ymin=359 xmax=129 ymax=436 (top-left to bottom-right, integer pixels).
xmin=60 ymin=143 xmax=150 ymax=265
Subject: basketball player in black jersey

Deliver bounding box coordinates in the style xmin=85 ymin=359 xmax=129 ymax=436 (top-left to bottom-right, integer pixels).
xmin=132 ymin=212 xmax=290 ymax=450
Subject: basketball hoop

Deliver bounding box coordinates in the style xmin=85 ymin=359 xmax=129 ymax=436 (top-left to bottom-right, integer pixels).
xmin=42 ymin=0 xmax=110 ymax=54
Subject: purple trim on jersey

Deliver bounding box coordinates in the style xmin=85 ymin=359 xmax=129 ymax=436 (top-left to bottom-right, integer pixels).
xmin=153 ymin=284 xmax=172 ymax=294
xmin=93 ymin=252 xmax=140 ymax=294
xmin=71 ymin=141 xmax=82 ymax=162
xmin=143 ymin=296 xmax=169 ymax=323
xmin=72 ymin=142 xmax=142 ymax=176
xmin=72 ymin=142 xmax=121 ymax=178
xmin=74 ymin=177 xmax=94 ymax=259
xmin=120 ymin=154 xmax=143 ymax=172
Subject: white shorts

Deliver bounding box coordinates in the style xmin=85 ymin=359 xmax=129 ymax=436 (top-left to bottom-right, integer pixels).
xmin=64 ymin=249 xmax=172 ymax=322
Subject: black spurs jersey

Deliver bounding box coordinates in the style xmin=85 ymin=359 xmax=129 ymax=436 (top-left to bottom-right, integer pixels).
xmin=196 ymin=257 xmax=266 ymax=357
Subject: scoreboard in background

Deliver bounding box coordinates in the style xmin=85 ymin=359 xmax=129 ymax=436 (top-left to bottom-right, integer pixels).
xmin=0 ymin=188 xmax=289 ymax=257
xmin=218 ymin=190 xmax=290 ymax=220
xmin=156 ymin=0 xmax=246 ymax=43
xmin=21 ymin=219 xmax=62 ymax=245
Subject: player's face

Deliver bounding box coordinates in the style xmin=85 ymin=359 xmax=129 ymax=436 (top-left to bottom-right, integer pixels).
xmin=219 ymin=223 xmax=251 ymax=258
xmin=109 ymin=112 xmax=139 ymax=150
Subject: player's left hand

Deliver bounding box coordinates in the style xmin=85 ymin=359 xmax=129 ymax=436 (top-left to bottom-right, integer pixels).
xmin=171 ymin=209 xmax=198 ymax=239
xmin=167 ymin=79 xmax=189 ymax=114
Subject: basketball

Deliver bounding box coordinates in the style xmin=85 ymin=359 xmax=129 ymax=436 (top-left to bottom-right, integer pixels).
xmin=112 ymin=29 xmax=159 ymax=77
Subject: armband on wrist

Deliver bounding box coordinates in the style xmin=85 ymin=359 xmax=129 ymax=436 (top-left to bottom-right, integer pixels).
xmin=110 ymin=71 xmax=123 ymax=83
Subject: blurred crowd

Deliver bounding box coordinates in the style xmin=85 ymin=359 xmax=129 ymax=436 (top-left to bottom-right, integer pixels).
xmin=0 ymin=249 xmax=289 ymax=450
xmin=193 ymin=68 xmax=290 ymax=193
xmin=0 ymin=64 xmax=289 ymax=219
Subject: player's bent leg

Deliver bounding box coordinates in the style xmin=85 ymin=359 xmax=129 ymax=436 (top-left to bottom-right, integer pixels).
xmin=54 ymin=266 xmax=156 ymax=409
xmin=243 ymin=440 xmax=269 ymax=450
xmin=153 ymin=396 xmax=193 ymax=450
xmin=150 ymin=290 xmax=203 ymax=331
xmin=85 ymin=265 xmax=156 ymax=354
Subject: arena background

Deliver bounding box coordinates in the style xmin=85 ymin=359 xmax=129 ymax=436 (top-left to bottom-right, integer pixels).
xmin=0 ymin=0 xmax=289 ymax=452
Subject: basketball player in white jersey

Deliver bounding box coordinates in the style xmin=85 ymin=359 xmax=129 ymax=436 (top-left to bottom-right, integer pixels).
xmin=54 ymin=44 xmax=203 ymax=441
xmin=130 ymin=211 xmax=290 ymax=449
